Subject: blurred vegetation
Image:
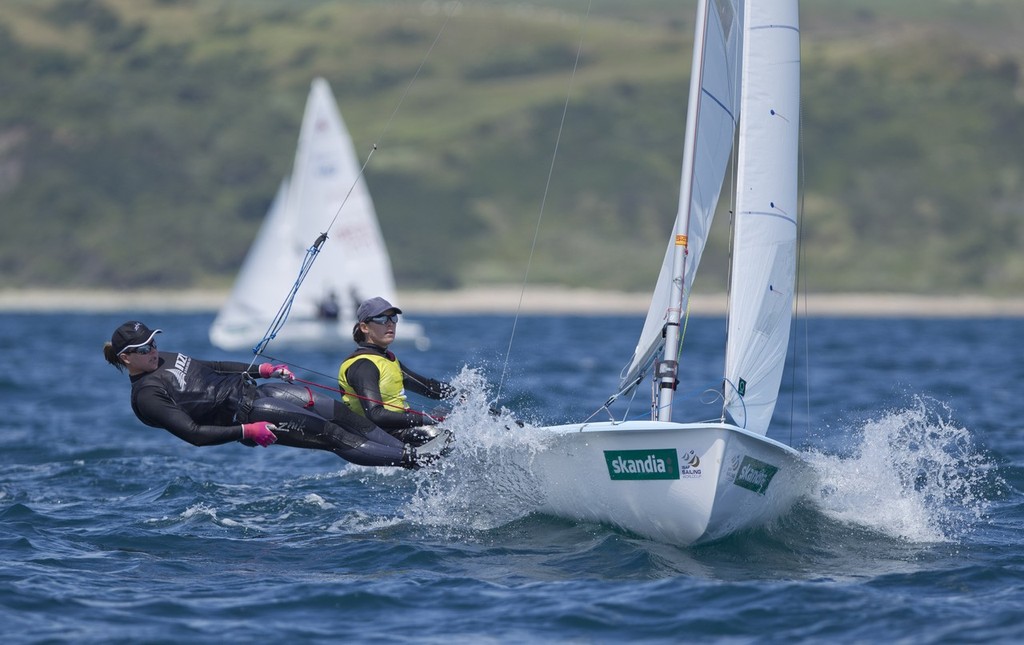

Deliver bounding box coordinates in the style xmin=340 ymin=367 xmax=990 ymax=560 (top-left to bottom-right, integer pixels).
xmin=0 ymin=0 xmax=1022 ymax=295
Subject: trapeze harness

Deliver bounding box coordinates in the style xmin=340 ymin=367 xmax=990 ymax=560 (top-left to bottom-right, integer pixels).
xmin=129 ymin=352 xmax=414 ymax=467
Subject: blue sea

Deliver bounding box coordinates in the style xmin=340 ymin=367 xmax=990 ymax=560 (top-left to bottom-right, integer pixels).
xmin=1 ymin=310 xmax=1022 ymax=643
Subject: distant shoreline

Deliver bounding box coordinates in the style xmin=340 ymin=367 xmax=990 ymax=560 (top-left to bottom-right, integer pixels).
xmin=2 ymin=287 xmax=1024 ymax=317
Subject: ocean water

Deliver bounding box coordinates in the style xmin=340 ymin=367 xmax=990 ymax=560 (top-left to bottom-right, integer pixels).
xmin=1 ymin=311 xmax=1022 ymax=643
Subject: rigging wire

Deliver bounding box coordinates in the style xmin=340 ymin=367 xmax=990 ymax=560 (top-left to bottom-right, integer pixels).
xmin=495 ymin=0 xmax=593 ymax=404
xmin=788 ymin=93 xmax=811 ymax=447
xmin=246 ymin=2 xmax=463 ymax=369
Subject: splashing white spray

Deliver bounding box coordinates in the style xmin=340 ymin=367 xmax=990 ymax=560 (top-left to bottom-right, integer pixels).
xmin=399 ymin=367 xmax=550 ymax=534
xmin=804 ymin=396 xmax=998 ymax=543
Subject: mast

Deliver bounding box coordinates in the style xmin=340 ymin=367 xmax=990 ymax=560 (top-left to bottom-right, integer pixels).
xmin=655 ymin=0 xmax=711 ymax=421
xmin=656 ymin=0 xmax=743 ymax=421
xmin=618 ymin=0 xmax=740 ymax=417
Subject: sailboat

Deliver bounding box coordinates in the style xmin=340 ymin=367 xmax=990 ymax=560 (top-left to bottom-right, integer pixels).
xmin=210 ymin=78 xmax=428 ymax=352
xmin=529 ymin=0 xmax=808 ymax=545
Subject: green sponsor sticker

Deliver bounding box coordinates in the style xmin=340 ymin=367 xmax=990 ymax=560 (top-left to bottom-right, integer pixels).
xmin=604 ymin=449 xmax=680 ymax=480
xmin=733 ymin=455 xmax=778 ymax=494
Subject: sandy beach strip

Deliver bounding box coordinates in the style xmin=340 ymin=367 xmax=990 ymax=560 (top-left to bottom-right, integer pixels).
xmin=1 ymin=286 xmax=1023 ymax=317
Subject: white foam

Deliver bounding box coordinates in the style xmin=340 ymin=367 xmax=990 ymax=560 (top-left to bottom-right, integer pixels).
xmin=398 ymin=367 xmax=548 ymax=533
xmin=804 ymin=396 xmax=998 ymax=543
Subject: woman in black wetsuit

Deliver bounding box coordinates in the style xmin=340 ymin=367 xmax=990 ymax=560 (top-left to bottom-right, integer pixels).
xmin=103 ymin=320 xmax=435 ymax=469
xmin=337 ymin=297 xmax=456 ymax=446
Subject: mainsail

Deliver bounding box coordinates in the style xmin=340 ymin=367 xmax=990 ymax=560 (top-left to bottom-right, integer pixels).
xmin=285 ymin=77 xmax=396 ymax=319
xmin=722 ymin=0 xmax=801 ymax=434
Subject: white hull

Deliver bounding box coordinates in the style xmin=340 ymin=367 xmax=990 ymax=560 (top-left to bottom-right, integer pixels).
xmin=209 ymin=317 xmax=429 ymax=352
xmin=531 ymin=421 xmax=810 ymax=545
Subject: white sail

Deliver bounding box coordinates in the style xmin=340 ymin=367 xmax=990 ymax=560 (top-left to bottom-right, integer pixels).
xmin=722 ymin=0 xmax=801 ymax=434
xmin=210 ymin=78 xmax=428 ymax=351
xmin=284 ymin=77 xmax=396 ymax=321
xmin=619 ymin=0 xmax=743 ymax=393
xmin=211 ymin=178 xmax=293 ymax=341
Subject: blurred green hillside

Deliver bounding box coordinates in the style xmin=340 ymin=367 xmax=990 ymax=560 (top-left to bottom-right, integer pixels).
xmin=1 ymin=0 xmax=1022 ymax=295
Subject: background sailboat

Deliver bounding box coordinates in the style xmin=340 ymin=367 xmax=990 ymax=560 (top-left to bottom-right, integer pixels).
xmin=210 ymin=78 xmax=428 ymax=352
xmin=528 ymin=0 xmax=809 ymax=545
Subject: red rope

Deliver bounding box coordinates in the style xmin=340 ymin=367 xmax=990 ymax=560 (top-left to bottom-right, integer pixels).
xmin=291 ymin=376 xmax=444 ymax=422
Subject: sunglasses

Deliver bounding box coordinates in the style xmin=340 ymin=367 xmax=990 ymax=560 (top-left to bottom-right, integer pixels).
xmin=122 ymin=342 xmax=156 ymax=356
xmin=367 ymin=314 xmax=399 ymax=325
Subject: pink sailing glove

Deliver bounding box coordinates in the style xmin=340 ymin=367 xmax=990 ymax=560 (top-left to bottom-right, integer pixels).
xmin=241 ymin=421 xmax=278 ymax=447
xmin=258 ymin=363 xmax=294 ymax=382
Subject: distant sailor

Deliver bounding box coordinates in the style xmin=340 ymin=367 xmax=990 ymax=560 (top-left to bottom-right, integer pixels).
xmin=338 ymin=297 xmax=455 ymax=447
xmin=103 ymin=320 xmax=437 ymax=469
xmin=318 ymin=290 xmax=340 ymax=321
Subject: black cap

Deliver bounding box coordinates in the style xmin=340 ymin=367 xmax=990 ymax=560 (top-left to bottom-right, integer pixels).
xmin=111 ymin=320 xmax=162 ymax=355
xmin=356 ymin=297 xmax=402 ymax=322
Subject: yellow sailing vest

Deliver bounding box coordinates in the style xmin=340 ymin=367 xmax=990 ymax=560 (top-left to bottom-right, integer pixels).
xmin=337 ymin=352 xmax=408 ymax=417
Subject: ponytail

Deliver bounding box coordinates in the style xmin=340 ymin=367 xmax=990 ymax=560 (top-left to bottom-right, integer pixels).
xmin=103 ymin=342 xmax=127 ymax=372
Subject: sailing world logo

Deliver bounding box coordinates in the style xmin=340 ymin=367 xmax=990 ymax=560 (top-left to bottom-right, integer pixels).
xmin=604 ymin=449 xmax=688 ymax=481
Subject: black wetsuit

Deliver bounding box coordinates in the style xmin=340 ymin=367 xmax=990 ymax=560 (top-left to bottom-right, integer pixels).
xmin=342 ymin=343 xmax=456 ymax=441
xmin=129 ymin=352 xmax=412 ymax=467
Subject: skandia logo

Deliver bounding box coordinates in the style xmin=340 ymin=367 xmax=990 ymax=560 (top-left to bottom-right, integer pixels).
xmin=732 ymin=456 xmax=779 ymax=495
xmin=604 ymin=449 xmax=680 ymax=481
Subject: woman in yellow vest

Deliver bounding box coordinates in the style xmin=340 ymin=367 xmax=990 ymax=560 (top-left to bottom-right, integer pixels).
xmin=338 ymin=297 xmax=456 ymax=447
